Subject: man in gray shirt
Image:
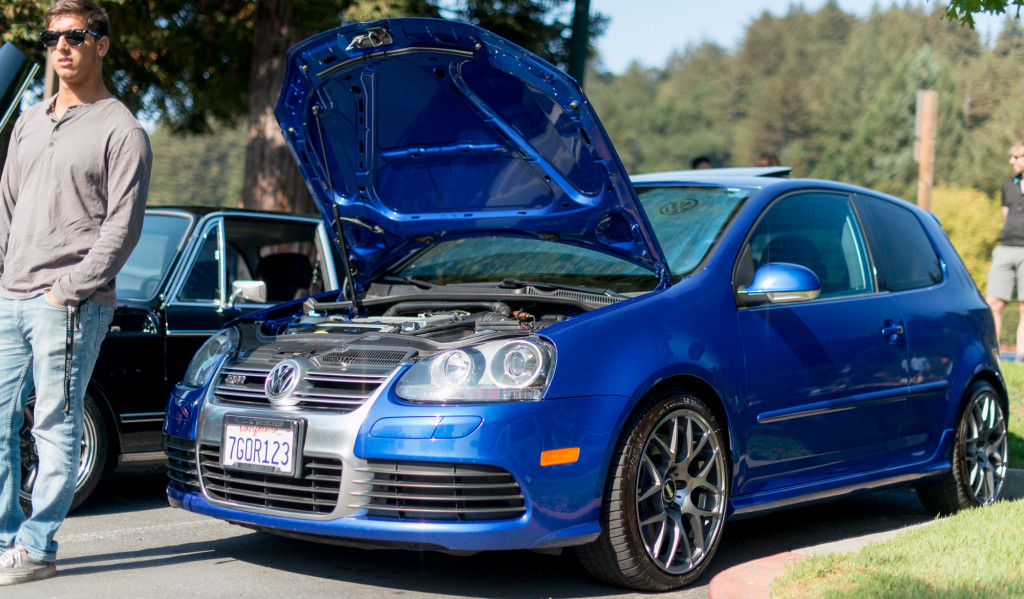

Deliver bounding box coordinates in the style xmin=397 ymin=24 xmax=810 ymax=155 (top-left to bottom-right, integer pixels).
xmin=0 ymin=0 xmax=150 ymax=585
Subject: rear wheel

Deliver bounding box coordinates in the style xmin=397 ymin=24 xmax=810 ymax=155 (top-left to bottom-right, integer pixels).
xmin=576 ymin=389 xmax=729 ymax=591
xmin=916 ymin=380 xmax=1007 ymax=516
xmin=19 ymin=391 xmax=108 ymax=514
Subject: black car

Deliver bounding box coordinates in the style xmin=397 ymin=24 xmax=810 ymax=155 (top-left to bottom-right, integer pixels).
xmin=20 ymin=206 xmax=340 ymax=509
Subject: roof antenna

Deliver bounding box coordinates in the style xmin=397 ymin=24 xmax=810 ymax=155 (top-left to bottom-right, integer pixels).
xmin=313 ymin=105 xmax=362 ymax=316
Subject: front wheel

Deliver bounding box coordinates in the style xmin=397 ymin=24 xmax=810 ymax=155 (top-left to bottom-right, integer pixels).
xmin=916 ymin=380 xmax=1007 ymax=516
xmin=19 ymin=391 xmax=109 ymax=514
xmin=576 ymin=389 xmax=729 ymax=591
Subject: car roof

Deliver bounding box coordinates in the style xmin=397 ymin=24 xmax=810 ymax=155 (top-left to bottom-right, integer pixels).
xmin=145 ymin=205 xmax=321 ymax=220
xmin=629 ymin=166 xmax=793 ymax=184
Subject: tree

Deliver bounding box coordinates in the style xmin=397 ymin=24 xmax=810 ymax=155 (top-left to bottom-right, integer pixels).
xmin=945 ymin=0 xmax=1024 ymax=27
xmin=2 ymin=0 xmax=590 ymax=213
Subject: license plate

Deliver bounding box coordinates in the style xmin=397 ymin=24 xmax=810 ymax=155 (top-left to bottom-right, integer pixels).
xmin=221 ymin=416 xmax=301 ymax=476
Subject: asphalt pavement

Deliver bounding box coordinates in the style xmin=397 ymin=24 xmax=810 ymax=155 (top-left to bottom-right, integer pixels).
xmin=3 ymin=467 xmax=1018 ymax=598
xmin=706 ymin=468 xmax=1024 ymax=599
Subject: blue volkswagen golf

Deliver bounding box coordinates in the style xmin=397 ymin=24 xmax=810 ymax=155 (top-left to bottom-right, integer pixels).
xmin=163 ymin=18 xmax=1008 ymax=591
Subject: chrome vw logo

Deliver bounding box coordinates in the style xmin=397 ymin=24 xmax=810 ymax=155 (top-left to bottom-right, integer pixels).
xmin=264 ymin=359 xmax=304 ymax=406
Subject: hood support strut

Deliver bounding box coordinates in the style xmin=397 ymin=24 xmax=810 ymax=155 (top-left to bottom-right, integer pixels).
xmin=313 ymin=106 xmax=362 ymax=315
xmin=332 ymin=204 xmax=363 ymax=316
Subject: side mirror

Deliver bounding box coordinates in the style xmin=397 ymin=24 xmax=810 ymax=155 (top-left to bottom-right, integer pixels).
xmin=228 ymin=280 xmax=267 ymax=308
xmin=738 ymin=263 xmax=821 ymax=305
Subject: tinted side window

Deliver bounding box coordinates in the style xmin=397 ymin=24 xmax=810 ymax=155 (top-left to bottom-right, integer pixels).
xmin=179 ymin=225 xmax=220 ymax=302
xmin=117 ymin=213 xmax=192 ymax=300
xmin=223 ymin=217 xmax=325 ymax=302
xmin=743 ymin=192 xmax=873 ymax=299
xmin=854 ymin=195 xmax=942 ymax=292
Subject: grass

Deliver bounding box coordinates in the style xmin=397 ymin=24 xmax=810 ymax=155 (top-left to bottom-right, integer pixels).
xmin=769 ymin=361 xmax=1024 ymax=598
xmin=770 ymin=500 xmax=1024 ymax=598
xmin=1003 ymin=361 xmax=1024 ymax=469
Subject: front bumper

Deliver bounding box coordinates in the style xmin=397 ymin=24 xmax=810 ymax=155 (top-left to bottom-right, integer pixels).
xmin=165 ymin=383 xmax=631 ymax=551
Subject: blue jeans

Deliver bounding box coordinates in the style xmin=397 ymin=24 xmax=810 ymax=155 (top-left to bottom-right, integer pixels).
xmin=0 ymin=295 xmax=113 ymax=561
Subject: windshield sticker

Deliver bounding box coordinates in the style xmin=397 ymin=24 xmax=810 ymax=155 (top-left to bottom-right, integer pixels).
xmin=659 ymin=199 xmax=698 ymax=216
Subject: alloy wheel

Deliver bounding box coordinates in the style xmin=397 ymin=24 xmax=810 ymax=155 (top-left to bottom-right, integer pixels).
xmin=20 ymin=398 xmax=99 ymax=499
xmin=635 ymin=408 xmax=727 ymax=574
xmin=963 ymin=389 xmax=1007 ymax=505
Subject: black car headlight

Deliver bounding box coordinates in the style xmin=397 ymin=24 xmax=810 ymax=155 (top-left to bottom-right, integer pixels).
xmin=182 ymin=327 xmax=239 ymax=387
xmin=396 ymin=338 xmax=555 ymax=403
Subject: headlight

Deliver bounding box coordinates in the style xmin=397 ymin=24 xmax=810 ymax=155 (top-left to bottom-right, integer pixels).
xmin=182 ymin=327 xmax=239 ymax=387
xmin=396 ymin=338 xmax=555 ymax=403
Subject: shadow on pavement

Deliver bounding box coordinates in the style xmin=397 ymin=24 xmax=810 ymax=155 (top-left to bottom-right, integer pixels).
xmin=56 ymin=472 xmax=934 ymax=598
xmin=70 ymin=471 xmax=171 ymax=517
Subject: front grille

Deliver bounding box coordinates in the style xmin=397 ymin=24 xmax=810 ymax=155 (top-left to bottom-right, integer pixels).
xmin=198 ymin=443 xmax=343 ymax=515
xmin=320 ymin=348 xmax=409 ymax=366
xmin=352 ymin=460 xmax=526 ymax=521
xmin=164 ymin=435 xmax=200 ymax=491
xmin=215 ymin=366 xmax=389 ymax=411
xmin=213 ymin=346 xmax=408 ymax=412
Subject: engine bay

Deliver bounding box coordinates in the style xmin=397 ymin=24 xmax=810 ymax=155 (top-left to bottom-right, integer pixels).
xmin=284 ymin=299 xmax=568 ymax=343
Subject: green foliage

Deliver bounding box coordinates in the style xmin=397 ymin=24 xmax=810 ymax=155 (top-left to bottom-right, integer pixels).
xmin=1 ymin=0 xmax=585 ymax=135
xmin=2 ymin=0 xmax=589 ymax=213
xmin=456 ymin=1 xmax=576 ymax=68
xmin=946 ymin=0 xmax=1024 ymax=28
xmin=147 ymin=123 xmax=246 ymax=207
xmin=13 ymin=1 xmax=1024 ymax=213
xmin=587 ymin=3 xmax=1023 ymax=203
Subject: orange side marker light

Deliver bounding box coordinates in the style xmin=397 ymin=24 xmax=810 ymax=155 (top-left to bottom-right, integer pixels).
xmin=540 ymin=447 xmax=580 ymax=466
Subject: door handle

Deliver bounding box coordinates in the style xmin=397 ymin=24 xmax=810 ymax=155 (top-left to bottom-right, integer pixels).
xmin=881 ymin=321 xmax=904 ymax=343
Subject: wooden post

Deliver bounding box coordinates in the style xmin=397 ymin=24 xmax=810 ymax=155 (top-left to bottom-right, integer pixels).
xmin=915 ymin=90 xmax=937 ymax=211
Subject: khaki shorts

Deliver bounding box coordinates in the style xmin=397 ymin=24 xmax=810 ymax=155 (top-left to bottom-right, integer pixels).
xmin=987 ymin=244 xmax=1024 ymax=301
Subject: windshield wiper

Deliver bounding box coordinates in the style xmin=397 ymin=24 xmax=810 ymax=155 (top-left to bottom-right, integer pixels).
xmin=378 ymin=275 xmax=435 ymax=289
xmin=499 ymin=278 xmax=626 ymax=298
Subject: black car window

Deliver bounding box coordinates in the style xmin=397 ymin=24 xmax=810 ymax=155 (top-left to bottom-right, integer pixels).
xmin=222 ymin=217 xmax=323 ymax=302
xmin=179 ymin=226 xmax=220 ymax=302
xmin=174 ymin=216 xmax=328 ymax=306
xmin=854 ymin=194 xmax=942 ymax=292
xmin=116 ymin=213 xmax=191 ymax=300
xmin=742 ymin=192 xmax=873 ymax=299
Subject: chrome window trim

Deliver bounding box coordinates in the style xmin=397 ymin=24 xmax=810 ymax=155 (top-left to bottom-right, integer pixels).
xmin=163 ymin=212 xmax=335 ymax=311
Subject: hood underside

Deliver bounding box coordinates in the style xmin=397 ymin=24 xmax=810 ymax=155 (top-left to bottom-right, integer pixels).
xmin=0 ymin=42 xmax=39 ymax=132
xmin=276 ymin=18 xmax=670 ymax=290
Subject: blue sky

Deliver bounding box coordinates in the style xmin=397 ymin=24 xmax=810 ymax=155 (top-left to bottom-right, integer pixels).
xmin=590 ymin=0 xmax=1009 ymax=74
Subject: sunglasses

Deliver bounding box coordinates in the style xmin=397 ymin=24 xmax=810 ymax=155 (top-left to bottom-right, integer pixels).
xmin=38 ymin=29 xmax=104 ymax=48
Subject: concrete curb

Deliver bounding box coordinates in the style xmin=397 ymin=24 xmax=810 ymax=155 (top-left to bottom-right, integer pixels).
xmin=707 ymin=552 xmax=805 ymax=599
xmin=706 ymin=468 xmax=1024 ymax=599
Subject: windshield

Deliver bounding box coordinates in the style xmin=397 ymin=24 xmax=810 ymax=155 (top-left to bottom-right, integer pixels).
xmin=390 ymin=186 xmax=755 ymax=294
xmin=394 ymin=236 xmax=661 ymax=294
xmin=635 ymin=185 xmax=756 ymax=279
xmin=116 ymin=213 xmax=192 ymax=300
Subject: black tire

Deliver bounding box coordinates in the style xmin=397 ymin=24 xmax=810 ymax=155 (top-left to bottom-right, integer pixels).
xmin=575 ymin=389 xmax=729 ymax=591
xmin=19 ymin=391 xmax=109 ymax=514
xmin=916 ymin=380 xmax=1007 ymax=516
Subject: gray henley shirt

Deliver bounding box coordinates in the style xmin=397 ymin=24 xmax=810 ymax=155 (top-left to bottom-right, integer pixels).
xmin=0 ymin=95 xmax=151 ymax=307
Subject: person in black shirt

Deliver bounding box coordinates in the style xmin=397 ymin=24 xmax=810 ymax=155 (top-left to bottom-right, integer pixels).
xmin=986 ymin=140 xmax=1024 ymax=359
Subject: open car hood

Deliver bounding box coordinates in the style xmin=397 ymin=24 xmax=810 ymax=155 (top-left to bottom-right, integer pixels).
xmin=276 ymin=18 xmax=671 ymax=291
xmin=0 ymin=42 xmax=39 ymax=132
